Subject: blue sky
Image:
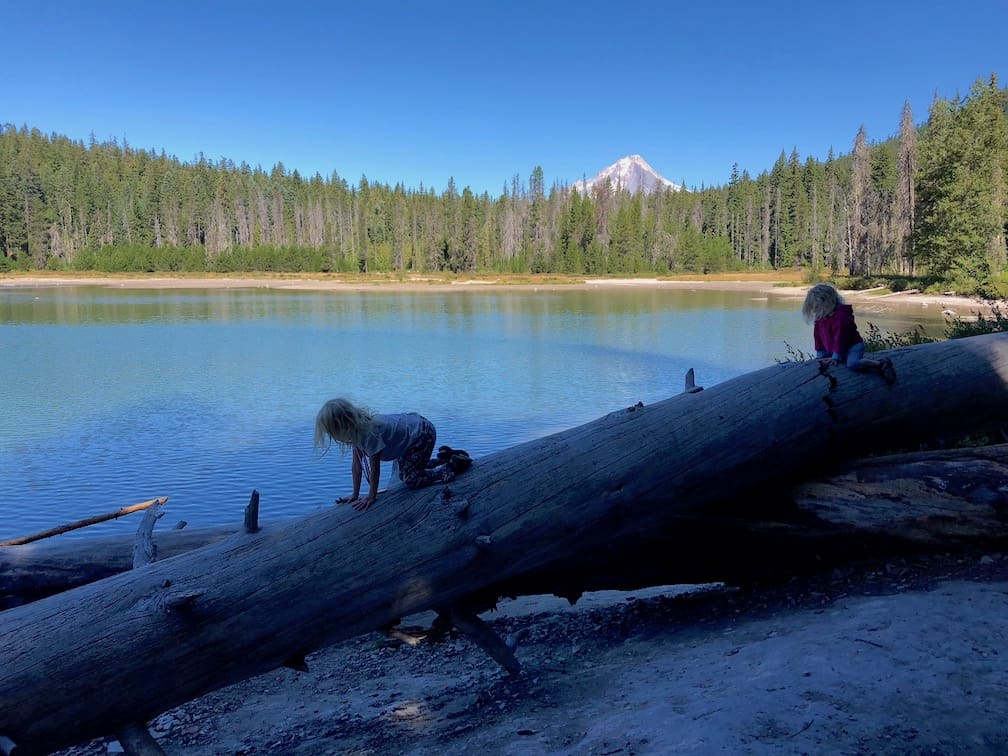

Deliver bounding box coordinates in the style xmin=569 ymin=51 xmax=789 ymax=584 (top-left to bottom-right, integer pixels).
xmin=3 ymin=1 xmax=1005 ymax=196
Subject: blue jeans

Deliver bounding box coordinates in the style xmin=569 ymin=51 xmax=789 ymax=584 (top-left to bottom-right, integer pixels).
xmin=817 ymin=341 xmax=866 ymax=369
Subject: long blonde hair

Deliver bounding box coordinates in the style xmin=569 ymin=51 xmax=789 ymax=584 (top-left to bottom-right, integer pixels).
xmin=802 ymin=283 xmax=843 ymax=324
xmin=314 ymin=398 xmax=374 ymax=455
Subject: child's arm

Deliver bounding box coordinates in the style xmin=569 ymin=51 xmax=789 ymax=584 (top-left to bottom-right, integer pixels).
xmin=367 ymin=453 xmax=382 ymax=504
xmin=341 ymin=450 xmax=363 ymax=503
xmin=353 ymin=452 xmax=383 ymax=511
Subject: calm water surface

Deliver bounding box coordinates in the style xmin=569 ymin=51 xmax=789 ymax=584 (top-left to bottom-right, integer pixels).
xmin=0 ymin=285 xmax=947 ymax=541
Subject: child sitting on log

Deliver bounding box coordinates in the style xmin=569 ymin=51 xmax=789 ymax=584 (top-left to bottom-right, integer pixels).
xmin=802 ymin=283 xmax=896 ymax=384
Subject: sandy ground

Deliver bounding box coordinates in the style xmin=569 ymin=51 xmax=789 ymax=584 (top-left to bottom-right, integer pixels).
xmin=54 ymin=550 xmax=1008 ymax=756
xmin=0 ymin=272 xmax=998 ymax=316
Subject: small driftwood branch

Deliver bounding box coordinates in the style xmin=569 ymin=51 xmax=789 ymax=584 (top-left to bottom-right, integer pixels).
xmin=244 ymin=490 xmax=260 ymax=534
xmin=113 ymin=722 xmax=165 ymax=755
xmin=384 ymin=627 xmax=426 ymax=647
xmin=0 ymin=497 xmax=169 ymax=547
xmin=446 ymin=607 xmax=522 ymax=676
xmin=874 ymin=289 xmax=920 ymax=298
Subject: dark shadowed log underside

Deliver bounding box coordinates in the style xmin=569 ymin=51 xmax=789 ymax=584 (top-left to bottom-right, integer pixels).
xmin=1 ymin=333 xmax=1007 ymax=755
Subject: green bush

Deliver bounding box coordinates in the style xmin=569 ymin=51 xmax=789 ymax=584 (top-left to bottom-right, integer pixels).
xmin=0 ymin=253 xmax=31 ymax=272
xmin=944 ymin=305 xmax=1008 ymax=339
xmin=862 ymin=322 xmax=937 ymax=351
xmin=71 ymin=245 xmax=207 ymax=272
xmin=888 ymin=277 xmax=909 ymax=292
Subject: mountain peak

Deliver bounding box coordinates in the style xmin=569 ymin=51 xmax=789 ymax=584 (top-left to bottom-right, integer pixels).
xmin=572 ymin=155 xmax=680 ymax=195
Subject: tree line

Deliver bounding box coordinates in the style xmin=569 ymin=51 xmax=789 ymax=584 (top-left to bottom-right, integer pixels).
xmin=1 ymin=75 xmax=1005 ymax=295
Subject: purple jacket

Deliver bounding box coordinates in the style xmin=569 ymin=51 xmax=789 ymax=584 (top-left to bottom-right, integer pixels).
xmin=814 ymin=304 xmax=864 ymax=359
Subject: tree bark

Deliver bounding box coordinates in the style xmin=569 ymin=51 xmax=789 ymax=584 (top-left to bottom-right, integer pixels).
xmin=2 ymin=445 xmax=1006 ymax=610
xmin=488 ymin=443 xmax=1008 ymax=604
xmin=0 ymin=525 xmax=237 ymax=610
xmin=1 ymin=333 xmax=1007 ymax=754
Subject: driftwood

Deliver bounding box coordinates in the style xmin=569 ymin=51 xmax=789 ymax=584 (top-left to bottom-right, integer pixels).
xmin=0 ymin=524 xmax=237 ymax=610
xmin=1 ymin=333 xmax=1007 ymax=754
xmin=0 ymin=497 xmax=168 ymax=547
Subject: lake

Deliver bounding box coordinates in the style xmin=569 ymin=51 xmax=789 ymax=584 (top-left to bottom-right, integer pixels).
xmin=0 ymin=283 xmax=948 ymax=542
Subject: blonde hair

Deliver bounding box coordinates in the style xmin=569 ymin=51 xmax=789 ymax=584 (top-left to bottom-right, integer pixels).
xmin=802 ymin=283 xmax=843 ymax=324
xmin=314 ymin=398 xmax=374 ymax=454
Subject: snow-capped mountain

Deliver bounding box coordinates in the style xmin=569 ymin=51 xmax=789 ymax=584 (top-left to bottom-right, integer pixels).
xmin=571 ymin=155 xmax=681 ymax=195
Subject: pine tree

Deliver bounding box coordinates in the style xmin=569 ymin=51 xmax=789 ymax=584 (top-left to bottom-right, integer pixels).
xmin=914 ymin=76 xmax=1008 ymax=289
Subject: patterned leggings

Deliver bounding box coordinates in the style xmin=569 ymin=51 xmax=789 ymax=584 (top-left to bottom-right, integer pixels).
xmin=397 ymin=417 xmax=453 ymax=489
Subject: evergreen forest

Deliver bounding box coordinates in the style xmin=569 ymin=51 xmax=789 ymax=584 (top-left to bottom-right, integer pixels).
xmin=2 ymin=75 xmax=1006 ymax=296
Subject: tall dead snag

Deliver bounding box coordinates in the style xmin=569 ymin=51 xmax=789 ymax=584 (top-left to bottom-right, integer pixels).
xmin=1 ymin=333 xmax=1007 ymax=754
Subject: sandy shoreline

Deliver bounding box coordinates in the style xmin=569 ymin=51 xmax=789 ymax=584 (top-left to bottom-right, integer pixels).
xmin=55 ymin=550 xmax=1008 ymax=755
xmin=0 ymin=272 xmax=997 ymax=312
xmin=1 ymin=272 xmax=799 ymax=293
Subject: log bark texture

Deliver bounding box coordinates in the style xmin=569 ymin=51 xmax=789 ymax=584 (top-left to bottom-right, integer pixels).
xmin=3 ymin=446 xmax=1006 ymax=609
xmin=0 ymin=526 xmax=236 ymax=610
xmin=2 ymin=333 xmax=1008 ymax=754
xmin=492 ymin=443 xmax=1008 ymax=602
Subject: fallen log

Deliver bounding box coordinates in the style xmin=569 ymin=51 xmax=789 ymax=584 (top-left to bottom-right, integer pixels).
xmin=0 ymin=492 xmax=263 ymax=610
xmin=1 ymin=333 xmax=1007 ymax=754
xmin=0 ymin=524 xmax=237 ymax=610
xmin=488 ymin=443 xmax=1008 ymax=603
xmin=2 ymin=445 xmax=1006 ymax=610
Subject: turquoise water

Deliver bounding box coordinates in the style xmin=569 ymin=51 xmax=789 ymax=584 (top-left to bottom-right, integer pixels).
xmin=0 ymin=285 xmax=947 ymax=541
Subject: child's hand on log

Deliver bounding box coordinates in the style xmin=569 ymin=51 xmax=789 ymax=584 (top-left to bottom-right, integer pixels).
xmin=352 ymin=494 xmax=376 ymax=512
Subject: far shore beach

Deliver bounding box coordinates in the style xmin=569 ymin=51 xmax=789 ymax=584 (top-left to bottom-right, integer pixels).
xmin=0 ymin=271 xmax=999 ymax=314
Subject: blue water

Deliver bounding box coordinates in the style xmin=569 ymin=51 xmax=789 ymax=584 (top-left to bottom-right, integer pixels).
xmin=0 ymin=285 xmax=947 ymax=542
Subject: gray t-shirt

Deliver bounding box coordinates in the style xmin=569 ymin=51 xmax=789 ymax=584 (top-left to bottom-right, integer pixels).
xmin=360 ymin=413 xmax=427 ymax=460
